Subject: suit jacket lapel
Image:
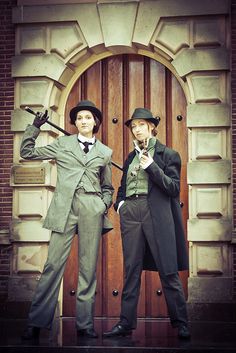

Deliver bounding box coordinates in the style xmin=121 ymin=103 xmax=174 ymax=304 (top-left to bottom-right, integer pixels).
xmin=86 ymin=140 xmax=105 ymax=163
xmin=66 ymin=135 xmax=86 ymax=164
xmin=153 ymin=139 xmax=166 ymax=169
xmin=67 ymin=136 xmax=105 ymax=164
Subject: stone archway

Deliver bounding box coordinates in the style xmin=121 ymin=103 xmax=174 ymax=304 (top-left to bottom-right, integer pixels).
xmin=61 ymin=53 xmax=188 ymax=318
xmin=10 ymin=0 xmax=232 ymax=319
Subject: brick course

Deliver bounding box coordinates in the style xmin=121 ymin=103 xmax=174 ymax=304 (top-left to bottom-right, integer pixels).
xmin=232 ymin=0 xmax=236 ymax=300
xmin=0 ymin=0 xmax=16 ymax=301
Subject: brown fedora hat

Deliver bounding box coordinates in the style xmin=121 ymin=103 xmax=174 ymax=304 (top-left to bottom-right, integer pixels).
xmin=70 ymin=100 xmax=103 ymax=124
xmin=125 ymin=108 xmax=160 ymax=127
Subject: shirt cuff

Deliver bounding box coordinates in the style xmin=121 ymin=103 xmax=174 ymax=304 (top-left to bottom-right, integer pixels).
xmin=141 ymin=158 xmax=154 ymax=169
xmin=117 ymin=200 xmax=125 ymax=214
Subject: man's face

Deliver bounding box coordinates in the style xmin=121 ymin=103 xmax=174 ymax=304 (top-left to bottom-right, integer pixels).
xmin=75 ymin=110 xmax=96 ymax=138
xmin=131 ymin=119 xmax=153 ymax=141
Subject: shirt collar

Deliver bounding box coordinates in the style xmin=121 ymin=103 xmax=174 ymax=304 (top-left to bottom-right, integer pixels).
xmin=133 ymin=140 xmax=143 ymax=153
xmin=133 ymin=137 xmax=156 ymax=154
xmin=78 ymin=133 xmax=95 ymax=144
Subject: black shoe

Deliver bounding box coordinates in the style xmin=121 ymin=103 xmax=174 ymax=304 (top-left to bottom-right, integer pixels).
xmin=77 ymin=328 xmax=98 ymax=338
xmin=103 ymin=324 xmax=132 ymax=337
xmin=21 ymin=326 xmax=40 ymax=340
xmin=178 ymin=325 xmax=191 ymax=339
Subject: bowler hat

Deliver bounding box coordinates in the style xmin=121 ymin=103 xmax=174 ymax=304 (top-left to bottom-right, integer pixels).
xmin=70 ymin=100 xmax=103 ymax=124
xmin=125 ymin=108 xmax=160 ymax=127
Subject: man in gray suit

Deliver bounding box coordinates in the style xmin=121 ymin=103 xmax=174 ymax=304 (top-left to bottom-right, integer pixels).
xmin=21 ymin=100 xmax=114 ymax=340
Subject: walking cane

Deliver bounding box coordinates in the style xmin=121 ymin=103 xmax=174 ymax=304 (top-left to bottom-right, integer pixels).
xmin=24 ymin=107 xmax=123 ymax=171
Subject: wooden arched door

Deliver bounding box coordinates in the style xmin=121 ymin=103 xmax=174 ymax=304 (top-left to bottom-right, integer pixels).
xmin=62 ymin=54 xmax=188 ymax=319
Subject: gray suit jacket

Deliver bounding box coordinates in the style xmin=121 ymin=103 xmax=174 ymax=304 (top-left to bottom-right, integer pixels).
xmin=20 ymin=125 xmax=114 ymax=234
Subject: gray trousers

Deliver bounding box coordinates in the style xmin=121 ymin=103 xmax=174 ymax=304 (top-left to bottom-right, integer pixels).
xmin=119 ymin=197 xmax=188 ymax=329
xmin=28 ymin=191 xmax=105 ymax=330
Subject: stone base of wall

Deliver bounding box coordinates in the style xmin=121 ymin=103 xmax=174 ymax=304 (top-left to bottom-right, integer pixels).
xmin=0 ymin=301 xmax=60 ymax=320
xmin=1 ymin=301 xmax=235 ymax=322
xmin=0 ymin=300 xmax=31 ymax=319
xmin=188 ymin=303 xmax=236 ymax=322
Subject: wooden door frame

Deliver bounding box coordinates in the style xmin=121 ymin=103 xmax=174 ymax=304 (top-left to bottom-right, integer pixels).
xmin=59 ymin=50 xmax=188 ymax=123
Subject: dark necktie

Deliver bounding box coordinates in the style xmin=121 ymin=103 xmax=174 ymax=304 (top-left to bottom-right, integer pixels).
xmin=78 ymin=139 xmax=93 ymax=153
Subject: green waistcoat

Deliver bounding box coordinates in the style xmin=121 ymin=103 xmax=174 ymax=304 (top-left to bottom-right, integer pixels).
xmin=126 ymin=138 xmax=156 ymax=197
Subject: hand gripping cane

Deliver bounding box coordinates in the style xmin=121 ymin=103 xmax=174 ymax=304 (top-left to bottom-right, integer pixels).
xmin=24 ymin=107 xmax=123 ymax=171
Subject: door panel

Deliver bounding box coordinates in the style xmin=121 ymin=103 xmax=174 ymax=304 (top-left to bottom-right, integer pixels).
xmin=103 ymin=57 xmax=124 ymax=316
xmin=63 ymin=54 xmax=188 ymax=318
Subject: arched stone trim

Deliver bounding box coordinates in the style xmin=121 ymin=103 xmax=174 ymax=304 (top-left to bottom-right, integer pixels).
xmin=11 ymin=1 xmax=230 ymax=131
xmin=58 ymin=48 xmax=191 ymax=123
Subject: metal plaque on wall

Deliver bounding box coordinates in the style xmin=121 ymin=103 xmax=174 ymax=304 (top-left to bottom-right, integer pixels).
xmin=13 ymin=166 xmax=45 ymax=184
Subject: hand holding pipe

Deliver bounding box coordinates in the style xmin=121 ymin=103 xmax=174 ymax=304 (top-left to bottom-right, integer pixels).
xmin=24 ymin=107 xmax=123 ymax=171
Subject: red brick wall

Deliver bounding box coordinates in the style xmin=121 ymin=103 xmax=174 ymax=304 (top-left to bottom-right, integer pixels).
xmin=0 ymin=0 xmax=16 ymax=301
xmin=232 ymin=0 xmax=236 ymax=300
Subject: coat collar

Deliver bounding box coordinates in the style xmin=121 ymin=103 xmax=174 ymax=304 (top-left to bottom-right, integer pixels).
xmin=77 ymin=133 xmax=95 ymax=144
xmin=127 ymin=139 xmax=165 ymax=161
xmin=123 ymin=139 xmax=166 ymax=195
xmin=154 ymin=139 xmax=166 ymax=153
xmin=67 ymin=135 xmax=105 ymax=164
xmin=86 ymin=140 xmax=105 ymax=163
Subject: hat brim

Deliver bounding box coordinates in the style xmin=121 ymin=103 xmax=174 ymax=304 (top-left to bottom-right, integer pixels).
xmin=125 ymin=117 xmax=160 ymax=127
xmin=70 ymin=105 xmax=103 ymax=123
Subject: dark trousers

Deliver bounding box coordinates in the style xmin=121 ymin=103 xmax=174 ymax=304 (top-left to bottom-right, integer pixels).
xmin=119 ymin=197 xmax=188 ymax=329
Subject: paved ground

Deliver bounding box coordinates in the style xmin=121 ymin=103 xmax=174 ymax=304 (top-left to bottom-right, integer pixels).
xmin=0 ymin=318 xmax=235 ymax=352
